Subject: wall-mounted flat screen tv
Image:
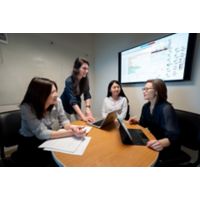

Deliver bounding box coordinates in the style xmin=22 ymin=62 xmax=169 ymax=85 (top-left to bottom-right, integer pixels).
xmin=119 ymin=33 xmax=197 ymax=84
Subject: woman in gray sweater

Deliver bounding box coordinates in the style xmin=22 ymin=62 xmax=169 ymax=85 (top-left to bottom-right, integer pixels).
xmin=15 ymin=77 xmax=86 ymax=166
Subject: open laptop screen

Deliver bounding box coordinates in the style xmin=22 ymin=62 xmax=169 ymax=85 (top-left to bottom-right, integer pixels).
xmin=89 ymin=110 xmax=117 ymax=128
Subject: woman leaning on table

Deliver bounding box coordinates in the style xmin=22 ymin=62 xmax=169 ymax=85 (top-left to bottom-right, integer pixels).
xmin=14 ymin=77 xmax=86 ymax=166
xmin=61 ymin=57 xmax=95 ymax=123
xmin=129 ymin=79 xmax=180 ymax=166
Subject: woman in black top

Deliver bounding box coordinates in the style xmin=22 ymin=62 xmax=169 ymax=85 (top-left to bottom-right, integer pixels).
xmin=61 ymin=58 xmax=95 ymax=123
xmin=129 ymin=79 xmax=180 ymax=164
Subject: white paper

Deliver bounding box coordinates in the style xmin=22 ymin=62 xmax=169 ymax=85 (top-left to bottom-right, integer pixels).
xmin=39 ymin=136 xmax=83 ymax=152
xmin=39 ymin=126 xmax=92 ymax=155
xmin=44 ymin=136 xmax=91 ymax=156
xmin=84 ymin=126 xmax=92 ymax=133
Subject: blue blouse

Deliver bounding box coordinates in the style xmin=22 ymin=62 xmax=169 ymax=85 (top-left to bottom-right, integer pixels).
xmin=140 ymin=101 xmax=180 ymax=146
xmin=60 ymin=76 xmax=91 ymax=114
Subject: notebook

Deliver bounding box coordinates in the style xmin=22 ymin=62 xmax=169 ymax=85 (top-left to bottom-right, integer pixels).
xmin=89 ymin=110 xmax=117 ymax=128
xmin=118 ymin=118 xmax=149 ymax=145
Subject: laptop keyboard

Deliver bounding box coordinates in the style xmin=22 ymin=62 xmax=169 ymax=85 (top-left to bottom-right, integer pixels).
xmin=93 ymin=119 xmax=104 ymax=126
xmin=128 ymin=129 xmax=148 ymax=145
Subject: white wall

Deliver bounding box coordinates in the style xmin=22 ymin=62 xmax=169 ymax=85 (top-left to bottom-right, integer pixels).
xmin=1 ymin=33 xmax=200 ymax=118
xmin=0 ymin=33 xmax=94 ymax=112
xmin=93 ymin=33 xmax=200 ymax=118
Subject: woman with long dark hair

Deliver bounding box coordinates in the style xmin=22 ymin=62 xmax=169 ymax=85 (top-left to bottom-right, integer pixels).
xmin=16 ymin=77 xmax=86 ymax=166
xmin=102 ymin=80 xmax=129 ymax=120
xmin=61 ymin=57 xmax=95 ymax=122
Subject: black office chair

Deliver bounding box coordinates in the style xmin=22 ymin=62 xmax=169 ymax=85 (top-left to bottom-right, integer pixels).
xmin=0 ymin=110 xmax=21 ymax=166
xmin=175 ymin=109 xmax=200 ymax=166
xmin=156 ymin=109 xmax=200 ymax=167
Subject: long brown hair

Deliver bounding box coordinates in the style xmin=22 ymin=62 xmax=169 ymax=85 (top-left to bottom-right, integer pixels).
xmin=72 ymin=57 xmax=89 ymax=96
xmin=146 ymin=79 xmax=167 ymax=103
xmin=20 ymin=77 xmax=58 ymax=119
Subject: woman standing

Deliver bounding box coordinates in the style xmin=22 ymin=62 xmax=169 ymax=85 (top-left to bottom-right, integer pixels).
xmin=61 ymin=58 xmax=95 ymax=123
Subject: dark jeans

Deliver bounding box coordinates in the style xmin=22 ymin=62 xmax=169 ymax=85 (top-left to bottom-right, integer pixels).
xmin=12 ymin=135 xmax=57 ymax=167
xmin=155 ymin=146 xmax=182 ymax=167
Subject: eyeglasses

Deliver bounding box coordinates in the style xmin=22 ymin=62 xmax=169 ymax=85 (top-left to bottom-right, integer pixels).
xmin=142 ymin=87 xmax=154 ymax=91
xmin=82 ymin=67 xmax=89 ymax=71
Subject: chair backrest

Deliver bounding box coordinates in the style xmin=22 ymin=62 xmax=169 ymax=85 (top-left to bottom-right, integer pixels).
xmin=0 ymin=110 xmax=21 ymax=159
xmin=175 ymin=109 xmax=200 ymax=150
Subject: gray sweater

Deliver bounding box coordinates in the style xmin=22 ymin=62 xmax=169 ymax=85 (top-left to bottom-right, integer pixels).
xmin=19 ymin=98 xmax=69 ymax=140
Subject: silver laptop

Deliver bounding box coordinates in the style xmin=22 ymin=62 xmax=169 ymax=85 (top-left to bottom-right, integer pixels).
xmin=89 ymin=110 xmax=117 ymax=128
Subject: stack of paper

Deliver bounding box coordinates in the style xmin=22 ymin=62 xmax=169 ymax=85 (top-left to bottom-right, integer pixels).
xmin=39 ymin=126 xmax=92 ymax=156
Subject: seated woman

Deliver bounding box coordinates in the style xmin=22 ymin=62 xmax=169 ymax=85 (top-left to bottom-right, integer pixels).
xmin=15 ymin=77 xmax=86 ymax=166
xmin=129 ymin=79 xmax=180 ymax=166
xmin=102 ymin=80 xmax=129 ymax=120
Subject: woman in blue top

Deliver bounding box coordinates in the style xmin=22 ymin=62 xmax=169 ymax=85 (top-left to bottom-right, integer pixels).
xmin=129 ymin=79 xmax=180 ymax=165
xmin=15 ymin=77 xmax=86 ymax=166
xmin=61 ymin=58 xmax=95 ymax=123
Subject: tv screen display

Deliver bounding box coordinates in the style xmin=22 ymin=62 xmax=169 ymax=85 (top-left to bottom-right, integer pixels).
xmin=119 ymin=33 xmax=196 ymax=84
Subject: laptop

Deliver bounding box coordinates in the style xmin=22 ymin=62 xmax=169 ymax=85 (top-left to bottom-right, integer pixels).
xmin=118 ymin=118 xmax=149 ymax=145
xmin=89 ymin=110 xmax=117 ymax=128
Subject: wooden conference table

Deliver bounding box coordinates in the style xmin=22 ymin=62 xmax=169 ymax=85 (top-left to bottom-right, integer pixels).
xmin=52 ymin=121 xmax=159 ymax=167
